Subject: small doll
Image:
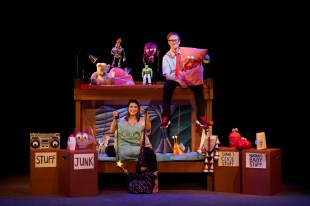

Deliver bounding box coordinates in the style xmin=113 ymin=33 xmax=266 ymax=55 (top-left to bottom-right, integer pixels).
xmin=90 ymin=62 xmax=115 ymax=85
xmin=111 ymin=37 xmax=126 ymax=68
xmin=67 ymin=134 xmax=78 ymax=151
xmin=141 ymin=65 xmax=153 ymax=85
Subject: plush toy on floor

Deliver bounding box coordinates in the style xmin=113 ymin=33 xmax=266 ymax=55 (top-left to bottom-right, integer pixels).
xmin=90 ymin=62 xmax=115 ymax=85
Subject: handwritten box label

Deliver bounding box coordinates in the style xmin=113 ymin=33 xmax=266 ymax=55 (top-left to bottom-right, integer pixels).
xmin=218 ymin=151 xmax=239 ymax=167
xmin=246 ymin=153 xmax=266 ymax=169
xmin=35 ymin=152 xmax=57 ymax=168
xmin=73 ymin=153 xmax=95 ymax=170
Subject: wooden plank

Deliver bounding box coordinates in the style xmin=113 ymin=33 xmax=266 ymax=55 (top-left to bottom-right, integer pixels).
xmin=98 ymin=161 xmax=205 ymax=174
xmin=74 ymin=80 xmax=213 ymax=101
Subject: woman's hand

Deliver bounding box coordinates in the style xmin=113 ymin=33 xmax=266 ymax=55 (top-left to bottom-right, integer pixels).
xmin=113 ymin=111 xmax=119 ymax=119
xmin=140 ymin=108 xmax=148 ymax=116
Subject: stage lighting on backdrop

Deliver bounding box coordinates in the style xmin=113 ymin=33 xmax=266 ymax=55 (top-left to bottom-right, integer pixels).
xmin=76 ymin=50 xmax=98 ymax=78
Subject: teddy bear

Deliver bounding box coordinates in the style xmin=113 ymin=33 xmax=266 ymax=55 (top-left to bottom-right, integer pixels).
xmin=90 ymin=62 xmax=115 ymax=85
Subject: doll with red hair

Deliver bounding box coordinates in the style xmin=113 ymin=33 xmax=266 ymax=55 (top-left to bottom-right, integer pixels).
xmin=111 ymin=37 xmax=126 ymax=68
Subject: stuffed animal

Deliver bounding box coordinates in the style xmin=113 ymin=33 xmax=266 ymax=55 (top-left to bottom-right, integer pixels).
xmin=172 ymin=136 xmax=184 ymax=155
xmin=108 ymin=67 xmax=135 ymax=85
xmin=97 ymin=135 xmax=110 ymax=154
xmin=73 ymin=128 xmax=95 ymax=150
xmin=90 ymin=62 xmax=115 ymax=85
xmin=67 ymin=134 xmax=78 ymax=151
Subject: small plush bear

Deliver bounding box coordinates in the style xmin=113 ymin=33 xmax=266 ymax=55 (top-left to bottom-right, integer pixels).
xmin=90 ymin=62 xmax=115 ymax=85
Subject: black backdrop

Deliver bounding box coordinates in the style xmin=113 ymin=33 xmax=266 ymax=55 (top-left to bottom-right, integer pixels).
xmin=2 ymin=29 xmax=306 ymax=187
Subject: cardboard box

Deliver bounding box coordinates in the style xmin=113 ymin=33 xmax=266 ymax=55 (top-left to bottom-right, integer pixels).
xmin=30 ymin=149 xmax=59 ymax=195
xmin=214 ymin=147 xmax=241 ymax=193
xmin=59 ymin=149 xmax=98 ymax=197
xmin=242 ymin=148 xmax=281 ymax=195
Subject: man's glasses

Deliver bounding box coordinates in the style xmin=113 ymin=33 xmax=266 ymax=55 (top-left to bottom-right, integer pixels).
xmin=168 ymin=39 xmax=179 ymax=43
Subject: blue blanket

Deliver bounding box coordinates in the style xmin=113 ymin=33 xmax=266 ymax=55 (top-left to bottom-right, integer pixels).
xmin=98 ymin=152 xmax=204 ymax=162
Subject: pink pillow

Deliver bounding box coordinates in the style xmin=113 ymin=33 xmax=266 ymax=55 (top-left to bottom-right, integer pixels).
xmin=109 ymin=67 xmax=125 ymax=77
xmin=114 ymin=76 xmax=135 ymax=85
xmin=180 ymin=47 xmax=208 ymax=71
xmin=109 ymin=67 xmax=135 ymax=85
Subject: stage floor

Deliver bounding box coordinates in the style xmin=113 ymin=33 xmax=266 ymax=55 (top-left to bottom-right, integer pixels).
xmin=0 ymin=173 xmax=309 ymax=206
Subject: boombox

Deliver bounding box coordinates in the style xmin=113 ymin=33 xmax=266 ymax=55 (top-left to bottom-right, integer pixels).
xmin=30 ymin=133 xmax=60 ymax=150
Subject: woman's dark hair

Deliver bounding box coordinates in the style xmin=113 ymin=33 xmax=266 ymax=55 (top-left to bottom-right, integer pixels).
xmin=125 ymin=99 xmax=141 ymax=122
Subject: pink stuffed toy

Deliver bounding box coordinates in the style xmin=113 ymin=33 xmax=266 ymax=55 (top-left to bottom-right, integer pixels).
xmin=109 ymin=67 xmax=135 ymax=85
xmin=73 ymin=128 xmax=95 ymax=150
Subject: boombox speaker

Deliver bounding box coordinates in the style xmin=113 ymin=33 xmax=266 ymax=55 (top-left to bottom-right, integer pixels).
xmin=30 ymin=133 xmax=60 ymax=150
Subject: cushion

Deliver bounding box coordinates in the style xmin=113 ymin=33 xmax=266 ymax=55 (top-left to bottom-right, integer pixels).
xmin=180 ymin=47 xmax=208 ymax=71
xmin=109 ymin=67 xmax=125 ymax=77
xmin=109 ymin=67 xmax=135 ymax=85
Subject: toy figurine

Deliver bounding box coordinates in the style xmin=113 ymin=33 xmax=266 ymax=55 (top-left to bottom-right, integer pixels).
xmin=111 ymin=37 xmax=126 ymax=68
xmin=67 ymin=134 xmax=78 ymax=151
xmin=97 ymin=135 xmax=110 ymax=154
xmin=142 ymin=65 xmax=153 ymax=85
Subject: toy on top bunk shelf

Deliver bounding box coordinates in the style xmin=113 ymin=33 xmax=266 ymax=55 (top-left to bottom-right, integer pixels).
xmin=172 ymin=136 xmax=185 ymax=155
xmin=108 ymin=67 xmax=135 ymax=85
xmin=67 ymin=134 xmax=78 ymax=151
xmin=143 ymin=42 xmax=159 ymax=66
xmin=142 ymin=42 xmax=159 ymax=84
xmin=90 ymin=62 xmax=115 ymax=85
xmin=197 ymin=126 xmax=220 ymax=173
xmin=111 ymin=37 xmax=126 ymax=68
xmin=73 ymin=128 xmax=95 ymax=150
xmin=142 ymin=65 xmax=153 ymax=85
xmin=97 ymin=135 xmax=110 ymax=154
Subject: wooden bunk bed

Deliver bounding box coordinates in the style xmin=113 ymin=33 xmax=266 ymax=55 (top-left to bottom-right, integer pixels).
xmin=73 ymin=78 xmax=214 ymax=189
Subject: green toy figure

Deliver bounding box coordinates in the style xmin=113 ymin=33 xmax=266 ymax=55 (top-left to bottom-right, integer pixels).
xmin=142 ymin=65 xmax=153 ymax=85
